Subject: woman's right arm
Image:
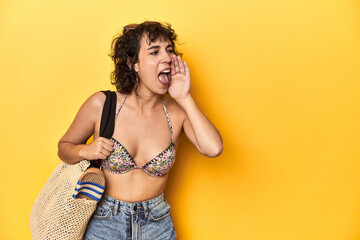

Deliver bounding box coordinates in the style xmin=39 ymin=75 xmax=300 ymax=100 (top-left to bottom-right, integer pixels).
xmin=57 ymin=92 xmax=114 ymax=164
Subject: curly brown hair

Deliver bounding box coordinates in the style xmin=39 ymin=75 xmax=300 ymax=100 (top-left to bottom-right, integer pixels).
xmin=108 ymin=21 xmax=182 ymax=94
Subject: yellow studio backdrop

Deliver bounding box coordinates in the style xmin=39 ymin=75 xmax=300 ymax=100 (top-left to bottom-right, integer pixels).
xmin=1 ymin=0 xmax=360 ymax=239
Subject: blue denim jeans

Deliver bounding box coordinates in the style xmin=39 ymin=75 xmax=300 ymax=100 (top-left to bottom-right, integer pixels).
xmin=83 ymin=192 xmax=176 ymax=240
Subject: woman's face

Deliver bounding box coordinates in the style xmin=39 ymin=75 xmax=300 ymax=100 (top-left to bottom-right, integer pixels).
xmin=134 ymin=34 xmax=174 ymax=95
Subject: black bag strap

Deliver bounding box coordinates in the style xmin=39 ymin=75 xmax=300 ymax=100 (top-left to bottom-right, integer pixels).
xmin=99 ymin=90 xmax=117 ymax=138
xmin=88 ymin=90 xmax=117 ymax=168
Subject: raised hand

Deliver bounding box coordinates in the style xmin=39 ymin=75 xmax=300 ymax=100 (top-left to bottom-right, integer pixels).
xmin=168 ymin=55 xmax=191 ymax=100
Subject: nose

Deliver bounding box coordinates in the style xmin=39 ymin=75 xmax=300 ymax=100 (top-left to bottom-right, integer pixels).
xmin=162 ymin=50 xmax=172 ymax=64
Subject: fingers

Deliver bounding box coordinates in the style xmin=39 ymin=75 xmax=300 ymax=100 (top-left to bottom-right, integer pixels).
xmin=97 ymin=137 xmax=114 ymax=144
xmin=178 ymin=56 xmax=185 ymax=74
xmin=171 ymin=55 xmax=176 ymax=76
xmin=98 ymin=149 xmax=111 ymax=159
xmin=171 ymin=55 xmax=186 ymax=75
xmin=184 ymin=61 xmax=189 ymax=76
xmin=98 ymin=137 xmax=114 ymax=151
xmin=174 ymin=55 xmax=180 ymax=74
xmin=94 ymin=137 xmax=114 ymax=159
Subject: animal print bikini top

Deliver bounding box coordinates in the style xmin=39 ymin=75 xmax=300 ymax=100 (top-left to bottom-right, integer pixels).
xmin=100 ymin=94 xmax=176 ymax=178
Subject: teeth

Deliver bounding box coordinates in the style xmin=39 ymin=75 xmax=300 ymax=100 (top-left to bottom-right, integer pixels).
xmin=161 ymin=69 xmax=170 ymax=73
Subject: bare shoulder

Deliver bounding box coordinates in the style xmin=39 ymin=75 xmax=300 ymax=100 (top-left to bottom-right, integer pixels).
xmin=87 ymin=91 xmax=106 ymax=109
xmin=58 ymin=91 xmax=108 ymax=145
xmin=90 ymin=90 xmax=127 ymax=119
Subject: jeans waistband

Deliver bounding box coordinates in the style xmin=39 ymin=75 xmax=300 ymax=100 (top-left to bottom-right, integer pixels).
xmin=100 ymin=192 xmax=165 ymax=214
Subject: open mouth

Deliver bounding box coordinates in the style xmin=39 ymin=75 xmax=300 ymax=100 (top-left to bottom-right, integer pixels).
xmin=158 ymin=69 xmax=171 ymax=87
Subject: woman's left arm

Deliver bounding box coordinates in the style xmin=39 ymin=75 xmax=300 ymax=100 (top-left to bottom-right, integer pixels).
xmin=169 ymin=55 xmax=223 ymax=157
xmin=177 ymin=95 xmax=223 ymax=157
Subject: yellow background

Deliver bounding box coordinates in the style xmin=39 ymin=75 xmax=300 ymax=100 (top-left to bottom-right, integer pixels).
xmin=1 ymin=0 xmax=360 ymax=239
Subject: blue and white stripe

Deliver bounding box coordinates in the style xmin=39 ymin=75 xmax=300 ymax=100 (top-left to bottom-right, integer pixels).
xmin=72 ymin=181 xmax=105 ymax=202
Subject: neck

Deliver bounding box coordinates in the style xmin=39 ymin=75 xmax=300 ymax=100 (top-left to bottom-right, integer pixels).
xmin=126 ymin=89 xmax=162 ymax=113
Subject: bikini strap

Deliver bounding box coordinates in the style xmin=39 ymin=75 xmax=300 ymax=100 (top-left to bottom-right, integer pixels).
xmin=161 ymin=97 xmax=175 ymax=143
xmin=115 ymin=94 xmax=127 ymax=119
xmin=114 ymin=94 xmax=174 ymax=143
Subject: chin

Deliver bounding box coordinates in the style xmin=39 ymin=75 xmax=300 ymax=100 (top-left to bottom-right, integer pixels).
xmin=156 ymin=82 xmax=169 ymax=94
xmin=158 ymin=87 xmax=169 ymax=95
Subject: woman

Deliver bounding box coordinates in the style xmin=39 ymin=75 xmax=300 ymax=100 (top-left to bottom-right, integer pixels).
xmin=58 ymin=21 xmax=223 ymax=240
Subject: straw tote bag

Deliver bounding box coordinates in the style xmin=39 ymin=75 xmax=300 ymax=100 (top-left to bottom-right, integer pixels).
xmin=30 ymin=90 xmax=117 ymax=240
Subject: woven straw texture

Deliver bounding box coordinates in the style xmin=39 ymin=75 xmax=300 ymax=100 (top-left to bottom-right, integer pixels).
xmin=30 ymin=160 xmax=97 ymax=240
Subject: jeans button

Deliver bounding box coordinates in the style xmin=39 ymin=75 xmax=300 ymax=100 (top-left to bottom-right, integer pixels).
xmin=133 ymin=205 xmax=137 ymax=211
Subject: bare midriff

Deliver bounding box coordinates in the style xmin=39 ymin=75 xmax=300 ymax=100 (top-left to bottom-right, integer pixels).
xmin=102 ymin=168 xmax=169 ymax=202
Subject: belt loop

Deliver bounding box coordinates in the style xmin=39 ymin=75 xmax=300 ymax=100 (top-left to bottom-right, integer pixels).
xmin=113 ymin=199 xmax=119 ymax=216
xmin=143 ymin=202 xmax=149 ymax=218
xmin=130 ymin=203 xmax=134 ymax=214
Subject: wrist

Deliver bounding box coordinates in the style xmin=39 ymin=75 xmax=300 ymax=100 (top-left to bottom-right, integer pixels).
xmin=78 ymin=144 xmax=88 ymax=160
xmin=175 ymin=94 xmax=195 ymax=113
xmin=175 ymin=94 xmax=192 ymax=105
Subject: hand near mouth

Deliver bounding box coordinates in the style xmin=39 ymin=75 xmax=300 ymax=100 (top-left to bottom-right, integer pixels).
xmin=168 ymin=55 xmax=191 ymax=100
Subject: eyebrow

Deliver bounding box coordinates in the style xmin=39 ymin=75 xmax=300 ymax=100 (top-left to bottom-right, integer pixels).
xmin=147 ymin=44 xmax=173 ymax=50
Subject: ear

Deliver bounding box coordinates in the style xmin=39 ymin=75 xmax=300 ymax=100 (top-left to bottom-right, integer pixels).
xmin=127 ymin=58 xmax=132 ymax=69
xmin=133 ymin=62 xmax=139 ymax=73
xmin=127 ymin=57 xmax=139 ymax=73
